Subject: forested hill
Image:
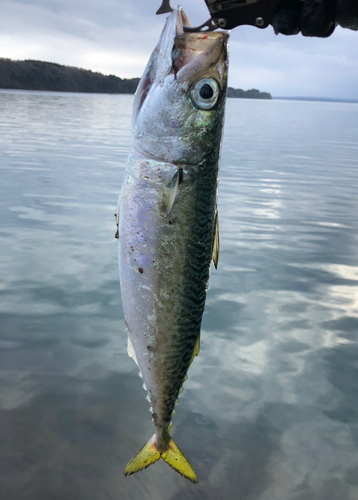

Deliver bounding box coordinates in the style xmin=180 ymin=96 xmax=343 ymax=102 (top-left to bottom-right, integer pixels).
xmin=0 ymin=59 xmax=140 ymax=94
xmin=227 ymin=87 xmax=272 ymax=99
xmin=0 ymin=59 xmax=272 ymax=99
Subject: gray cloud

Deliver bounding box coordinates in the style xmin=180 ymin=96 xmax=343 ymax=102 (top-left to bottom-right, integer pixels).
xmin=1 ymin=0 xmax=358 ymax=98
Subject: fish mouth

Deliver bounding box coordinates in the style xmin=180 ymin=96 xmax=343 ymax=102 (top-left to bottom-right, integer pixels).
xmin=132 ymin=7 xmax=228 ymax=123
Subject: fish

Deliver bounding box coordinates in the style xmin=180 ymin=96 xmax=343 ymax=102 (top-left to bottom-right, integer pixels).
xmin=116 ymin=6 xmax=229 ymax=484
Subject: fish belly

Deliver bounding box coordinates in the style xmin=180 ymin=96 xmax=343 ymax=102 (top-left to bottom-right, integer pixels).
xmin=118 ymin=150 xmax=218 ymax=429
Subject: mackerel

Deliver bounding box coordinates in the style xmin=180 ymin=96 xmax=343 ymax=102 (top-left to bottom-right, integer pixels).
xmin=116 ymin=6 xmax=229 ymax=483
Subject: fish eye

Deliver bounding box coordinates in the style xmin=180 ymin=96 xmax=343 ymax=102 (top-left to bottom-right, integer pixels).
xmin=191 ymin=78 xmax=219 ymax=110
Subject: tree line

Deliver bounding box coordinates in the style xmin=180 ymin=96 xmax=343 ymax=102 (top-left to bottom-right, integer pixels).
xmin=227 ymin=87 xmax=272 ymax=99
xmin=0 ymin=59 xmax=140 ymax=94
xmin=0 ymin=59 xmax=271 ymax=99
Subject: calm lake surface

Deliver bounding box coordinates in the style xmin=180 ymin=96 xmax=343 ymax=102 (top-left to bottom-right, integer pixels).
xmin=1 ymin=89 xmax=358 ymax=500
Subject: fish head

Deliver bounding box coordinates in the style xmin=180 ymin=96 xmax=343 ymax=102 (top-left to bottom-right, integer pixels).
xmin=132 ymin=7 xmax=229 ymax=165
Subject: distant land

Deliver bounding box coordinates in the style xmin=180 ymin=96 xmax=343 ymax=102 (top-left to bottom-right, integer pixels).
xmin=275 ymin=96 xmax=358 ymax=104
xmin=227 ymin=87 xmax=272 ymax=99
xmin=0 ymin=59 xmax=140 ymax=94
xmin=0 ymin=59 xmax=272 ymax=99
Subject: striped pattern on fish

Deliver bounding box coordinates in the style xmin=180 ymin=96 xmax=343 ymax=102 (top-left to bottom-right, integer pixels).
xmin=117 ymin=6 xmax=229 ymax=483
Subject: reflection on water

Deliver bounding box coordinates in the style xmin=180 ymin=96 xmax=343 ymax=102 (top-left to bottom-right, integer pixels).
xmin=1 ymin=90 xmax=358 ymax=500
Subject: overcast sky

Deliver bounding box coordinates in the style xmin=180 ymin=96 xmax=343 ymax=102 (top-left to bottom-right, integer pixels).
xmin=1 ymin=0 xmax=358 ymax=98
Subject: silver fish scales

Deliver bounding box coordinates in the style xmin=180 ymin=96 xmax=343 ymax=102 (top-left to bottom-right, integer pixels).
xmin=116 ymin=6 xmax=229 ymax=483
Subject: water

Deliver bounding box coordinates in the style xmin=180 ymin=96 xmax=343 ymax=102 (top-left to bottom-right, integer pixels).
xmin=1 ymin=89 xmax=358 ymax=500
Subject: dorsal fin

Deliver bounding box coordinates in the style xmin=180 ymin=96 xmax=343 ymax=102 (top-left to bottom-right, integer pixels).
xmin=173 ymin=335 xmax=200 ymax=412
xmin=189 ymin=334 xmax=200 ymax=366
xmin=212 ymin=212 xmax=219 ymax=269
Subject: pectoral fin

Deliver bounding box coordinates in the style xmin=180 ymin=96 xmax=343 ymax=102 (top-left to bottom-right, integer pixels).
xmin=159 ymin=168 xmax=182 ymax=216
xmin=212 ymin=212 xmax=219 ymax=269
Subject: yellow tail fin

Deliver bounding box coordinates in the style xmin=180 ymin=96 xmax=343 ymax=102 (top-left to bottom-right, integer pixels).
xmin=124 ymin=434 xmax=160 ymax=476
xmin=162 ymin=437 xmax=198 ymax=483
xmin=124 ymin=434 xmax=198 ymax=484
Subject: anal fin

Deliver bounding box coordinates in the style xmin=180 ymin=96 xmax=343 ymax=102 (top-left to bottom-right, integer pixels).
xmin=127 ymin=337 xmax=139 ymax=367
xmin=115 ymin=194 xmax=120 ymax=239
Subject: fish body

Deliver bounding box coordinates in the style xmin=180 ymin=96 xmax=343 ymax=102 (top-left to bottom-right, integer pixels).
xmin=117 ymin=6 xmax=229 ymax=483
